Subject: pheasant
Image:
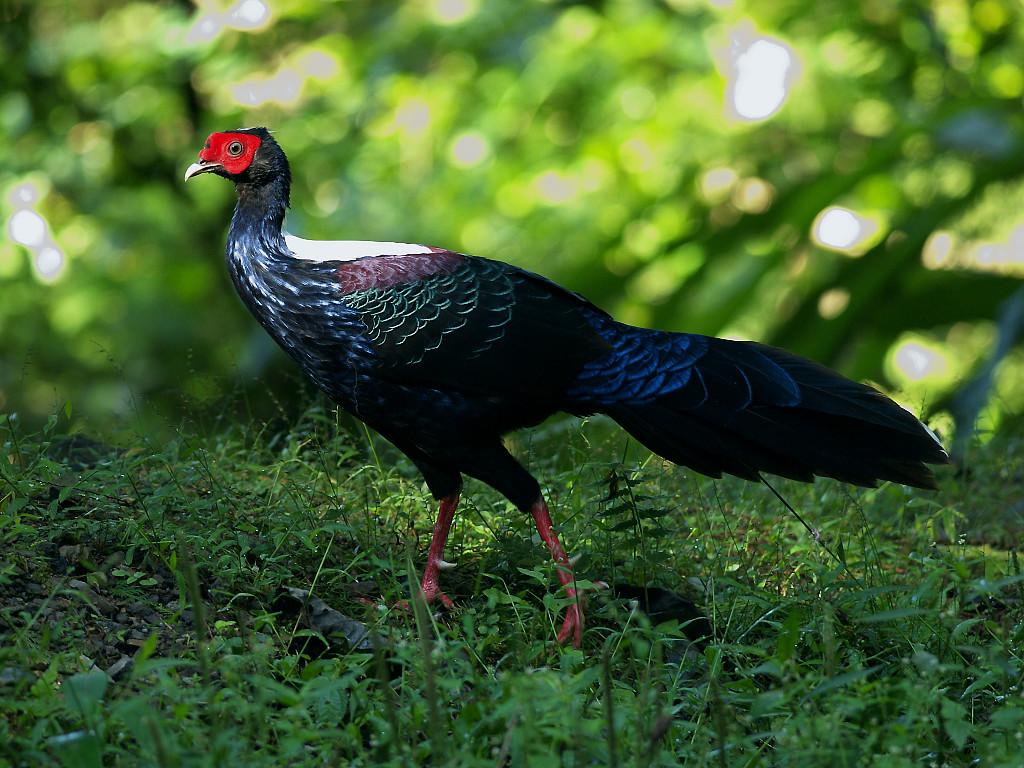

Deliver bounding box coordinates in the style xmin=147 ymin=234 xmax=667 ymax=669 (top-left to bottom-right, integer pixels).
xmin=185 ymin=127 xmax=947 ymax=646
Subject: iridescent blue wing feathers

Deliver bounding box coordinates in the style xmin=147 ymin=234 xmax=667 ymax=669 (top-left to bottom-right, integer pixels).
xmin=586 ymin=330 xmax=947 ymax=488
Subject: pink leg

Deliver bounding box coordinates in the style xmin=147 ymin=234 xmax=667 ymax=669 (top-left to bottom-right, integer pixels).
xmin=530 ymin=496 xmax=594 ymax=648
xmin=416 ymin=492 xmax=460 ymax=610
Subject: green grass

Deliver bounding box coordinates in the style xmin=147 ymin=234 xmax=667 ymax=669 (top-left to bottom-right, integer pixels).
xmin=1 ymin=406 xmax=1023 ymax=767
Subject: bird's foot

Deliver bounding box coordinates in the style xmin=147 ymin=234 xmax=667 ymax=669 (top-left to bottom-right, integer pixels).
xmin=418 ymin=583 xmax=456 ymax=611
xmin=557 ymin=597 xmax=584 ymax=647
xmin=555 ymin=580 xmax=608 ymax=648
xmin=394 ymin=575 xmax=455 ymax=613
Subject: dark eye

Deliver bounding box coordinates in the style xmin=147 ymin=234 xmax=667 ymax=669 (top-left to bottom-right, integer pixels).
xmin=227 ymin=141 xmax=244 ymax=156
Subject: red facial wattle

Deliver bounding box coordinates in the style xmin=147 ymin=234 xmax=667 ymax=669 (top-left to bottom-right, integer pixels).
xmin=198 ymin=132 xmax=262 ymax=175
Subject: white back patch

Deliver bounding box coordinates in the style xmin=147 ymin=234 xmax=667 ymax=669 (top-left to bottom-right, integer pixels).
xmin=283 ymin=233 xmax=432 ymax=262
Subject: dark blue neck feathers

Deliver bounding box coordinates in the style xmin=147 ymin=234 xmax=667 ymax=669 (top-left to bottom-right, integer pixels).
xmin=229 ymin=176 xmax=290 ymax=254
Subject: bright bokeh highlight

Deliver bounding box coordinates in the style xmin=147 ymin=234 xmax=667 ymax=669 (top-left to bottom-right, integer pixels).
xmin=449 ymin=131 xmax=490 ymax=168
xmin=893 ymin=340 xmax=949 ymax=382
xmin=9 ymin=210 xmax=46 ymax=248
xmin=393 ymin=98 xmax=432 ymax=136
xmin=232 ymin=68 xmax=302 ymax=107
xmin=921 ymin=230 xmax=956 ymax=269
xmin=732 ymin=178 xmax=774 ymax=214
xmin=699 ymin=166 xmax=738 ymax=203
xmin=6 ymin=181 xmax=64 ymax=282
xmin=812 ymin=206 xmax=879 ymax=255
xmin=964 ymin=224 xmax=1024 ymax=275
xmin=724 ymin=28 xmax=796 ymax=122
xmin=229 ymin=0 xmax=271 ymax=30
xmin=187 ymin=0 xmax=271 ymax=43
xmin=429 ymin=0 xmax=478 ymax=25
xmin=534 ymin=171 xmax=576 ymax=205
xmin=35 ymin=246 xmax=65 ymax=280
xmin=817 ymin=287 xmax=850 ymax=319
xmin=921 ymin=224 xmax=1024 ymax=276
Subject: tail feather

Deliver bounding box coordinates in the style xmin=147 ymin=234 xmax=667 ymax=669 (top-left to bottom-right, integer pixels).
xmin=593 ymin=331 xmax=948 ymax=489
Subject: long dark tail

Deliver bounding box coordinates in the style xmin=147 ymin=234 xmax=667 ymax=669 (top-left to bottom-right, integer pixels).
xmin=595 ymin=330 xmax=948 ymax=489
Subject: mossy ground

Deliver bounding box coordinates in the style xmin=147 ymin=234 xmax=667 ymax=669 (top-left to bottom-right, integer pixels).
xmin=1 ymin=406 xmax=1022 ymax=766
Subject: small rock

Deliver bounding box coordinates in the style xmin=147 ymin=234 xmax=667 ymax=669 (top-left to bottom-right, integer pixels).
xmin=93 ymin=596 xmax=117 ymax=617
xmin=0 ymin=667 xmax=28 ymax=685
xmin=59 ymin=545 xmax=90 ymax=565
xmin=68 ymin=580 xmax=117 ymax=617
xmin=276 ymin=586 xmax=375 ymax=652
xmin=106 ymin=656 xmax=133 ymax=681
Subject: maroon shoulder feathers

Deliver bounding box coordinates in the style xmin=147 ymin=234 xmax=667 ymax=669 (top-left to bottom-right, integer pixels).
xmin=337 ymin=249 xmax=464 ymax=293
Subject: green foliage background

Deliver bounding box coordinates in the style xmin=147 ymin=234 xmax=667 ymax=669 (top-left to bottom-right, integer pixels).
xmin=2 ymin=0 xmax=1022 ymax=437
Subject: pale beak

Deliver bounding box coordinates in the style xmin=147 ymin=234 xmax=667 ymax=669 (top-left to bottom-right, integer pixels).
xmin=184 ymin=161 xmax=222 ymax=181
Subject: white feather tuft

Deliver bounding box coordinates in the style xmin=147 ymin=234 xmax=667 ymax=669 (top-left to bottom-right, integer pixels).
xmin=283 ymin=233 xmax=432 ymax=262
